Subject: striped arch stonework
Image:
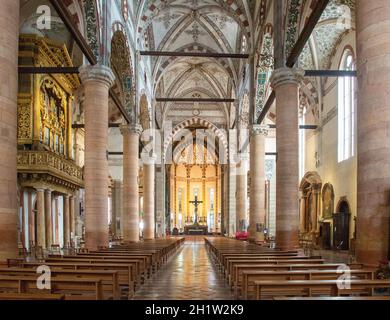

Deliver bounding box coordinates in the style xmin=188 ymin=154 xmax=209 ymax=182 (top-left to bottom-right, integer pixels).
xmin=163 ymin=117 xmax=229 ymax=162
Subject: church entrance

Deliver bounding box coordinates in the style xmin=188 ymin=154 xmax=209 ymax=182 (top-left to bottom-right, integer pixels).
xmin=333 ymin=199 xmax=351 ymax=250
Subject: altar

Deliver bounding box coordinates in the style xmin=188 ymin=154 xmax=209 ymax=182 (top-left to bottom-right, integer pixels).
xmin=184 ymin=196 xmax=208 ymax=235
xmin=184 ymin=224 xmax=208 ymax=235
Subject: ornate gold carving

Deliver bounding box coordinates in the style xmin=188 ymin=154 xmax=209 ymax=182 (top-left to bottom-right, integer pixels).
xmin=17 ymin=98 xmax=33 ymax=143
xmin=39 ymin=77 xmax=68 ymax=154
xmin=17 ymin=150 xmax=84 ymax=189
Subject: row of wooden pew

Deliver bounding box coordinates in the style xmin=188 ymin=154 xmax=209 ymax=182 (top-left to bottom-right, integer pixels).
xmin=205 ymin=237 xmax=390 ymax=300
xmin=0 ymin=237 xmax=185 ymax=300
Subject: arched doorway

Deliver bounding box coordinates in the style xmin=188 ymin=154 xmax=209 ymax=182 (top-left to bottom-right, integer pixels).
xmin=333 ymin=198 xmax=351 ymax=250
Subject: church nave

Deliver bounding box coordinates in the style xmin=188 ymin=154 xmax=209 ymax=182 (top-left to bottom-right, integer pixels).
xmin=133 ymin=238 xmax=233 ymax=300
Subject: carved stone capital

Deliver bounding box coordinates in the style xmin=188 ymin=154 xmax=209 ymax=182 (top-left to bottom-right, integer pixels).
xmin=120 ymin=123 xmax=143 ymax=136
xmin=251 ymin=124 xmax=268 ymax=137
xmin=79 ymin=64 xmax=115 ymax=88
xmin=270 ymin=67 xmax=304 ymax=90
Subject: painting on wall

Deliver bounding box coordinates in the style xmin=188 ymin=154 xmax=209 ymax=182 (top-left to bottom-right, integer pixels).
xmin=322 ymin=183 xmax=335 ymax=219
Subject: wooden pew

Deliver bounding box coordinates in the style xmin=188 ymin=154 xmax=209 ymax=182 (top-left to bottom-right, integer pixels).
xmin=232 ymin=263 xmax=361 ymax=294
xmin=0 ymin=275 xmax=104 ymax=300
xmin=0 ymin=267 xmax=120 ymax=300
xmin=226 ymin=259 xmax=325 ymax=284
xmin=239 ymin=269 xmax=375 ymax=299
xmin=254 ymin=279 xmax=390 ymax=300
xmin=44 ymin=257 xmax=144 ymax=285
xmin=20 ymin=262 xmax=135 ymax=298
xmin=0 ymin=293 xmax=65 ymax=300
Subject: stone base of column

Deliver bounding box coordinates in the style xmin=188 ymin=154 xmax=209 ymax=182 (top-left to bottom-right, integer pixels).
xmin=85 ymin=231 xmax=109 ymax=250
xmin=0 ymin=209 xmax=18 ymax=261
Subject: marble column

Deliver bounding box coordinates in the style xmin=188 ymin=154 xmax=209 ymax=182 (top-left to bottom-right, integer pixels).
xmin=111 ymin=180 xmax=123 ymax=237
xmin=248 ymin=125 xmax=267 ymax=242
xmin=36 ymin=189 xmax=46 ymax=248
xmin=54 ymin=196 xmax=59 ymax=245
xmin=121 ymin=124 xmax=142 ymax=242
xmin=44 ymin=189 xmax=53 ymax=249
xmin=63 ymin=195 xmax=70 ymax=247
xmin=143 ymin=157 xmax=156 ymax=240
xmin=28 ymin=190 xmax=35 ymax=246
xmin=236 ymin=154 xmax=248 ymax=232
xmin=79 ymin=65 xmax=115 ymax=249
xmin=0 ymin=0 xmax=19 ymax=261
xmin=69 ymin=195 xmax=75 ymax=244
xmin=356 ymin=1 xmax=390 ymax=265
xmin=270 ymin=67 xmax=304 ymax=249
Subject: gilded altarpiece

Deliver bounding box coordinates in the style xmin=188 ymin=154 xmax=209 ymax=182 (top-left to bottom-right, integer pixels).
xmin=17 ymin=35 xmax=83 ymax=192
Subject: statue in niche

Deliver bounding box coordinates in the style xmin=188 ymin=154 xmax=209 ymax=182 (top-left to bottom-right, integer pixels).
xmin=322 ymin=183 xmax=334 ymax=219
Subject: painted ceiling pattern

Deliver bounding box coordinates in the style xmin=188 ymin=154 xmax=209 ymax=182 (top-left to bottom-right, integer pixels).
xmin=137 ymin=0 xmax=250 ymax=127
xmin=298 ymin=0 xmax=355 ymax=70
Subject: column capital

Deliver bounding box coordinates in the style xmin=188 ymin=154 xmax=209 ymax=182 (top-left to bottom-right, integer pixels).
xmin=120 ymin=123 xmax=143 ymax=136
xmin=79 ymin=64 xmax=115 ymax=88
xmin=251 ymin=124 xmax=268 ymax=137
xmin=270 ymin=67 xmax=304 ymax=90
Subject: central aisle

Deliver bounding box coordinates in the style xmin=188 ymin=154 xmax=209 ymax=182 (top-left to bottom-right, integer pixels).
xmin=133 ymin=237 xmax=234 ymax=300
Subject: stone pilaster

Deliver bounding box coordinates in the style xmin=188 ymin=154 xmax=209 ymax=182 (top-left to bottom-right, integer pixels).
xmin=36 ymin=189 xmax=46 ymax=248
xmin=356 ymin=1 xmax=390 ymax=265
xmin=236 ymin=153 xmax=249 ymax=232
xmin=69 ymin=195 xmax=75 ymax=244
xmin=270 ymin=67 xmax=304 ymax=249
xmin=44 ymin=189 xmax=53 ymax=249
xmin=248 ymin=125 xmax=268 ymax=242
xmin=143 ymin=156 xmax=156 ymax=240
xmin=63 ymin=195 xmax=70 ymax=247
xmin=111 ymin=180 xmax=123 ymax=237
xmin=79 ymin=64 xmax=115 ymax=249
xmin=120 ymin=124 xmax=142 ymax=242
xmin=0 ymin=0 xmax=19 ymax=261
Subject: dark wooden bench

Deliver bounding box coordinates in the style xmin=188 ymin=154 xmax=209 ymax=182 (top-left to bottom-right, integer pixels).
xmin=239 ymin=269 xmax=375 ymax=299
xmin=0 ymin=267 xmax=120 ymax=300
xmin=254 ymin=279 xmax=390 ymax=300
xmin=0 ymin=275 xmax=104 ymax=300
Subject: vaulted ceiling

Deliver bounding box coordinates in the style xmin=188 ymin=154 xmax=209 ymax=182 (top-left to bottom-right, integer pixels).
xmin=137 ymin=0 xmax=253 ymax=128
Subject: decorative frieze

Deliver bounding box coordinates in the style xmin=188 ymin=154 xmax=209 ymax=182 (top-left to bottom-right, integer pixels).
xmin=17 ymin=150 xmax=84 ymax=190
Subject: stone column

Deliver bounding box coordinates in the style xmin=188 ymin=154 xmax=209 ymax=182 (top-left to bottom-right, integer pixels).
xmin=36 ymin=189 xmax=46 ymax=248
xmin=63 ymin=195 xmax=70 ymax=247
xmin=44 ymin=189 xmax=53 ymax=249
xmin=54 ymin=196 xmax=59 ymax=245
xmin=356 ymin=1 xmax=390 ymax=265
xmin=0 ymin=0 xmax=19 ymax=261
xmin=28 ymin=190 xmax=35 ymax=246
xmin=270 ymin=67 xmax=304 ymax=249
xmin=121 ymin=124 xmax=142 ymax=242
xmin=248 ymin=125 xmax=268 ymax=242
xmin=79 ymin=65 xmax=115 ymax=249
xmin=111 ymin=180 xmax=123 ymax=237
xmin=236 ymin=154 xmax=248 ymax=232
xmin=69 ymin=195 xmax=75 ymax=244
xmin=143 ymin=157 xmax=156 ymax=240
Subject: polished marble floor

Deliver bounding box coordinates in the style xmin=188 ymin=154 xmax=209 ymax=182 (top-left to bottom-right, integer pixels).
xmin=132 ymin=237 xmax=234 ymax=300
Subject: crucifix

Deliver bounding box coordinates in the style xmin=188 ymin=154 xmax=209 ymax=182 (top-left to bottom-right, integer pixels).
xmin=189 ymin=196 xmax=203 ymax=225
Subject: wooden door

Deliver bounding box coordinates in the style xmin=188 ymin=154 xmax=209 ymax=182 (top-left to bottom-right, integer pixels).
xmin=333 ymin=212 xmax=350 ymax=250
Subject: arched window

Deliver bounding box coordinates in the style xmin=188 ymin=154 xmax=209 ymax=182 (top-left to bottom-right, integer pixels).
xmin=338 ymin=50 xmax=356 ymax=162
